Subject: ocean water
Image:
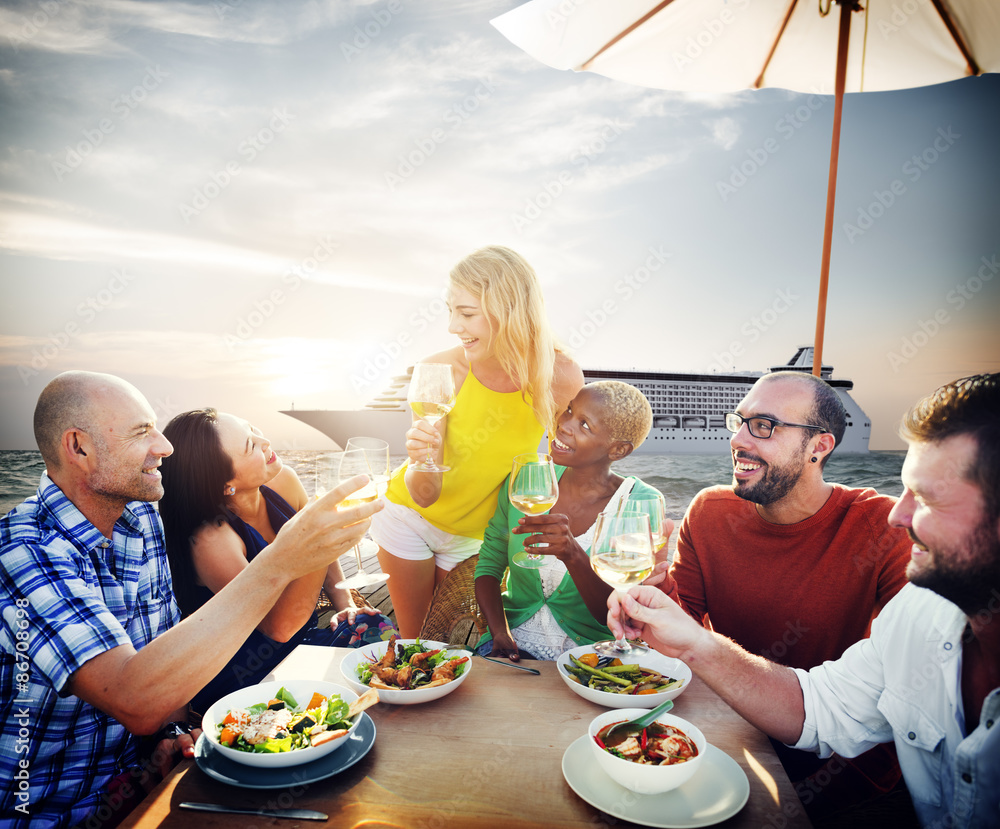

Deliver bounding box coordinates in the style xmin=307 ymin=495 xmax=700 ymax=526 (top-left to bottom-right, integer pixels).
xmin=0 ymin=448 xmax=906 ymax=535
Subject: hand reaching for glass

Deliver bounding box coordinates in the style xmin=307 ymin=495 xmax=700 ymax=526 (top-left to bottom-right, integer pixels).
xmin=607 ymin=585 xmax=707 ymax=660
xmin=265 ymin=475 xmax=383 ymax=579
xmin=511 ymin=512 xmax=585 ymax=562
xmin=404 ymin=419 xmax=443 ymax=470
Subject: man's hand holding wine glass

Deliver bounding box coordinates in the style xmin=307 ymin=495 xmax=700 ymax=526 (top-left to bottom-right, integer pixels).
xmin=606 ymin=585 xmax=709 ymax=662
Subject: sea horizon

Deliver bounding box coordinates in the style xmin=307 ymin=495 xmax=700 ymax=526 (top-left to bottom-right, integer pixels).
xmin=1 ymin=448 xmax=907 ymax=559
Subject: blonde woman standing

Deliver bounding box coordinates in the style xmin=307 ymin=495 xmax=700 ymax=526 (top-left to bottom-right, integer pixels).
xmin=372 ymin=246 xmax=583 ymax=636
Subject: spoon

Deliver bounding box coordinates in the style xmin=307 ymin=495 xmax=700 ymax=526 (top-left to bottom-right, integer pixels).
xmin=602 ymin=698 xmax=674 ymax=743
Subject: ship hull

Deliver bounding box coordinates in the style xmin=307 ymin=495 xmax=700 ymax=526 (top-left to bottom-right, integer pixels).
xmin=280 ymin=350 xmax=871 ymax=454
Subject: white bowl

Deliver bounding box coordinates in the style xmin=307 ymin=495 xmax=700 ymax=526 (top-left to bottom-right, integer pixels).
xmin=201 ymin=679 xmax=363 ymax=768
xmin=557 ymin=645 xmax=691 ymax=709
xmin=340 ymin=639 xmax=472 ymax=705
xmin=587 ymin=708 xmax=707 ymax=794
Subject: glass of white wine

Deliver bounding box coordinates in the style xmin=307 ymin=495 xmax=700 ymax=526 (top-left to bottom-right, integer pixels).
xmin=622 ymin=492 xmax=669 ymax=557
xmin=590 ymin=510 xmax=654 ymax=657
xmin=334 ymin=437 xmax=391 ymax=590
xmin=509 ymin=453 xmax=559 ymax=569
xmin=407 ymin=363 xmax=456 ymax=472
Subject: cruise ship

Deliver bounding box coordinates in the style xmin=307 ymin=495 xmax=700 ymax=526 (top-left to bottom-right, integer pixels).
xmin=280 ymin=347 xmax=871 ymax=455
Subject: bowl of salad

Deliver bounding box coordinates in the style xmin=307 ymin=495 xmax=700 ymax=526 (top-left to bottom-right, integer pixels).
xmin=588 ymin=707 xmax=706 ymax=794
xmin=200 ymin=679 xmax=377 ymax=768
xmin=556 ymin=645 xmax=691 ymax=709
xmin=340 ymin=636 xmax=473 ymax=705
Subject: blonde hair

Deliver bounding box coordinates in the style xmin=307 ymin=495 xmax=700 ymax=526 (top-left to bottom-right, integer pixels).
xmin=449 ymin=246 xmax=560 ymax=431
xmin=585 ymin=381 xmax=653 ymax=449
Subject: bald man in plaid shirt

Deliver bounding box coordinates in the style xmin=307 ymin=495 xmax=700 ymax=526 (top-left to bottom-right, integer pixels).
xmin=0 ymin=371 xmax=381 ymax=828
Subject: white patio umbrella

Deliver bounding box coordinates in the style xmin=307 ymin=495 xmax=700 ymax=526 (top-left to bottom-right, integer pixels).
xmin=491 ymin=0 xmax=1000 ymax=376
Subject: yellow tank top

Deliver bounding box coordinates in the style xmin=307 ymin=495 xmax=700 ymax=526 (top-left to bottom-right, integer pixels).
xmin=386 ymin=368 xmax=546 ymax=539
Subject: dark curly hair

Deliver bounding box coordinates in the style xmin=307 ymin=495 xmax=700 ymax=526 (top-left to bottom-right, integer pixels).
xmin=899 ymin=373 xmax=1000 ymax=524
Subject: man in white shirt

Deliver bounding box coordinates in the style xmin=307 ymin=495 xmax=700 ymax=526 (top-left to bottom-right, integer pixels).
xmin=610 ymin=373 xmax=999 ymax=829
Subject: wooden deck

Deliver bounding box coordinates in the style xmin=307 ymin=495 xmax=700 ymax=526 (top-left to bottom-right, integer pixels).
xmin=317 ymin=540 xmax=484 ymax=649
xmin=317 ymin=540 xmax=395 ymax=627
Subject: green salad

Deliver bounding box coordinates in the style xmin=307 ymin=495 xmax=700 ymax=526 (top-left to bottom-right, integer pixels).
xmin=216 ymin=686 xmax=354 ymax=753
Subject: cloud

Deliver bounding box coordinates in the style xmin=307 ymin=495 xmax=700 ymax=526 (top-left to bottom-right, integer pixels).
xmin=709 ymin=116 xmax=740 ymax=150
xmin=2 ymin=0 xmax=350 ymax=55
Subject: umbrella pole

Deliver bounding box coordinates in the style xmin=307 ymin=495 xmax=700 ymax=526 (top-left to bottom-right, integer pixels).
xmin=812 ymin=1 xmax=853 ymax=377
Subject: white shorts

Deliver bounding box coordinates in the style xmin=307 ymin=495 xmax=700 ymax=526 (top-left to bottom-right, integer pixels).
xmin=369 ymin=499 xmax=482 ymax=572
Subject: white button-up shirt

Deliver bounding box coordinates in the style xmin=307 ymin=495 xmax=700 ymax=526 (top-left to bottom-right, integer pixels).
xmin=792 ymin=583 xmax=1000 ymax=828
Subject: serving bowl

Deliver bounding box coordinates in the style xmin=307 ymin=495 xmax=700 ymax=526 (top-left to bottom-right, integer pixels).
xmin=340 ymin=638 xmax=473 ymax=705
xmin=587 ymin=708 xmax=707 ymax=794
xmin=557 ymin=645 xmax=691 ymax=709
xmin=200 ymin=679 xmax=364 ymax=768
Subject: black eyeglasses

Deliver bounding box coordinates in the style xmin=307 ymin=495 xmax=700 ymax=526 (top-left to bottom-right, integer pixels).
xmin=725 ymin=412 xmax=827 ymax=440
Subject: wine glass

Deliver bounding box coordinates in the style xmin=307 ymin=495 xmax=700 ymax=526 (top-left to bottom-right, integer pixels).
xmin=407 ymin=363 xmax=456 ymax=472
xmin=509 ymin=453 xmax=559 ymax=570
xmin=622 ymin=492 xmax=669 ymax=560
xmin=333 ymin=437 xmax=391 ymax=590
xmin=590 ymin=510 xmax=654 ymax=657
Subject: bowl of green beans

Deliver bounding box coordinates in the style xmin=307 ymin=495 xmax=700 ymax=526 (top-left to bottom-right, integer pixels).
xmin=557 ymin=645 xmax=691 ymax=709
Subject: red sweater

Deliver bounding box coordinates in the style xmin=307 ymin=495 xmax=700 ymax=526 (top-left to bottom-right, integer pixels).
xmin=667 ymin=484 xmax=912 ymax=670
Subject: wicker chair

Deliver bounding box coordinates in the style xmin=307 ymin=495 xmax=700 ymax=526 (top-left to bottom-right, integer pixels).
xmin=419 ymin=555 xmax=487 ymax=649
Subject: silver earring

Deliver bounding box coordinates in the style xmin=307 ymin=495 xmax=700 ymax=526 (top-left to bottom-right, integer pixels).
xmin=225 ymin=486 xmax=235 ymax=495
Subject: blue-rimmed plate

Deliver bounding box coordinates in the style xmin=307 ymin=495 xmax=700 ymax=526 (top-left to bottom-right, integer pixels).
xmin=193 ymin=713 xmax=375 ymax=789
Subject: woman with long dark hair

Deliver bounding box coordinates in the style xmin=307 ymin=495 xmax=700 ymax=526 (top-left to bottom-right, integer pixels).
xmin=160 ymin=408 xmax=396 ymax=715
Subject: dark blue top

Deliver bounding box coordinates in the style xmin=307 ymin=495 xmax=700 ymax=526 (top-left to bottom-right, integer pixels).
xmin=190 ymin=486 xmax=321 ymax=715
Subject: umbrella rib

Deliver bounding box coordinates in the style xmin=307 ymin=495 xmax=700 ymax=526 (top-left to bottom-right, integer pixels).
xmin=928 ymin=0 xmax=980 ymax=76
xmin=579 ymin=0 xmax=676 ymax=70
xmin=753 ymin=0 xmax=799 ymax=90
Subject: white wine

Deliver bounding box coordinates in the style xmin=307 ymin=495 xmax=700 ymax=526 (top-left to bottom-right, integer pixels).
xmin=410 ymin=401 xmax=454 ymax=424
xmin=592 ymin=532 xmax=653 ymax=590
xmin=339 ymin=480 xmax=379 ymax=511
xmin=510 ymin=494 xmax=558 ymax=515
xmin=371 ymin=475 xmax=390 ymax=497
xmin=592 ymin=553 xmax=654 ymax=590
xmin=652 ymin=535 xmax=668 ymax=553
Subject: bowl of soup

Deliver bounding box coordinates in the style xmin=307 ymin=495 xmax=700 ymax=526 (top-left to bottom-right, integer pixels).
xmin=587 ymin=707 xmax=706 ymax=794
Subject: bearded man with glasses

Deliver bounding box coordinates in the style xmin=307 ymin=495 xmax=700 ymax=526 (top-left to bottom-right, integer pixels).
xmin=650 ymin=371 xmax=915 ymax=825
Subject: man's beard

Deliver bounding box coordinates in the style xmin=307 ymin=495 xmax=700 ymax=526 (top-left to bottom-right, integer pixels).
xmin=907 ymin=521 xmax=1000 ymax=616
xmin=733 ymin=454 xmax=806 ymax=506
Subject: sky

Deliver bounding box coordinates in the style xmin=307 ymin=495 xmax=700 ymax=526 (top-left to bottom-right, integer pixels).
xmin=1 ymin=0 xmax=998 ymax=452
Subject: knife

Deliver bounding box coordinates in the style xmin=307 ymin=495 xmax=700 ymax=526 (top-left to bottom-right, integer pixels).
xmin=477 ymin=654 xmax=541 ymax=675
xmin=180 ymin=802 xmax=328 ymax=821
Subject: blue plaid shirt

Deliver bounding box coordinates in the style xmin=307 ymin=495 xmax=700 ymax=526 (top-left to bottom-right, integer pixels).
xmin=0 ymin=474 xmax=179 ymax=828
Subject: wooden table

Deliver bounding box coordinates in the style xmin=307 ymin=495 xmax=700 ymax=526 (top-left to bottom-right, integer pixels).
xmin=121 ymin=646 xmax=812 ymax=828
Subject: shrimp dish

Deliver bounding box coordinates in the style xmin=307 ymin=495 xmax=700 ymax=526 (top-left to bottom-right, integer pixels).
xmin=357 ymin=635 xmax=469 ymax=691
